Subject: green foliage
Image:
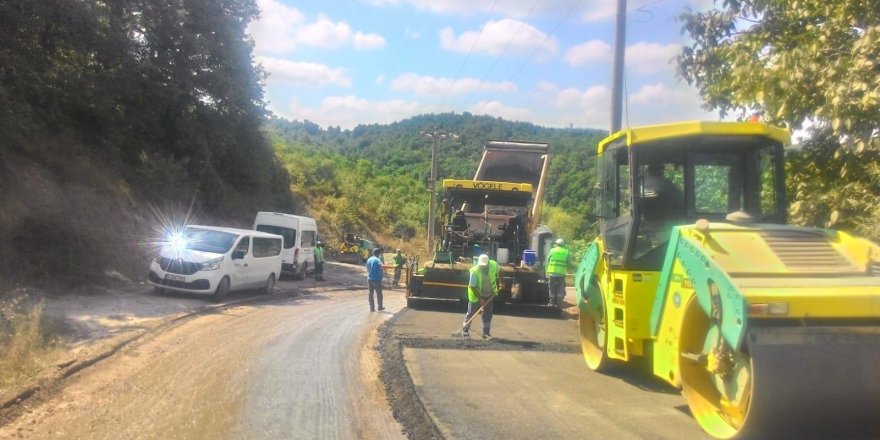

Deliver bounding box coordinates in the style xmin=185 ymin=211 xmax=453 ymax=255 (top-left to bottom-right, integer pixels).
xmin=0 ymin=0 xmax=293 ymax=214
xmin=267 ymin=114 xmax=604 ymax=245
xmin=787 ymin=126 xmax=880 ymax=240
xmin=677 ymin=1 xmax=880 ymax=240
xmin=677 ymin=1 xmax=880 ymax=149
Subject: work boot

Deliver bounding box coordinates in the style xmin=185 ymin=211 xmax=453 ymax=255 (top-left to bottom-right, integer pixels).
xmin=482 ymin=333 xmax=493 ymax=340
xmin=378 ymin=306 xmax=385 ymax=311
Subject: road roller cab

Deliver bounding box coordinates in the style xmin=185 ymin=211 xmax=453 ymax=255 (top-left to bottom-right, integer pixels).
xmin=575 ymin=121 xmax=880 ymax=439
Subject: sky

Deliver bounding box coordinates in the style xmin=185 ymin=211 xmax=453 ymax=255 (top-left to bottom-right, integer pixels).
xmin=247 ymin=0 xmax=718 ymax=131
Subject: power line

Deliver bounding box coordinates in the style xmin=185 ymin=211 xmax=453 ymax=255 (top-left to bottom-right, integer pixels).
xmin=442 ymin=0 xmax=500 ymax=105
xmin=458 ymin=0 xmax=542 ymax=110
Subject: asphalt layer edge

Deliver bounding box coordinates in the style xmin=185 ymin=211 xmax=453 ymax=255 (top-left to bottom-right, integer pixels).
xmin=377 ymin=313 xmax=444 ymax=440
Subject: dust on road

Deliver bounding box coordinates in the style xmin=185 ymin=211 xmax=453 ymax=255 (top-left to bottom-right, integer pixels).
xmin=0 ymin=262 xmax=406 ymax=440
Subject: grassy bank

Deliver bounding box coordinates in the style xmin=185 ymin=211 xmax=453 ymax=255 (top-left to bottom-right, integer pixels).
xmin=0 ymin=291 xmax=64 ymax=395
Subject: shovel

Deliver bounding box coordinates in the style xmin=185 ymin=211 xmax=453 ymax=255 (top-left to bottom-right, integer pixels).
xmin=451 ymin=295 xmax=495 ymax=338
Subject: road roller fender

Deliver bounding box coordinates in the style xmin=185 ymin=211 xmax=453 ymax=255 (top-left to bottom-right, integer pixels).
xmin=575 ymin=239 xmax=603 ymax=310
xmin=650 ymin=228 xmax=748 ymax=352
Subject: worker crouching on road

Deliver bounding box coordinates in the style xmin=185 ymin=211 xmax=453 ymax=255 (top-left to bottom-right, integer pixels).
xmin=392 ymin=249 xmax=405 ymax=287
xmin=365 ymin=248 xmax=385 ymax=312
xmin=313 ymin=241 xmax=326 ymax=281
xmin=545 ymin=238 xmax=570 ymax=307
xmin=462 ymin=254 xmax=500 ymax=339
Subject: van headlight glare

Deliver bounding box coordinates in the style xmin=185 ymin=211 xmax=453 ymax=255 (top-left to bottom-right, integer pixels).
xmin=199 ymin=257 xmax=223 ymax=271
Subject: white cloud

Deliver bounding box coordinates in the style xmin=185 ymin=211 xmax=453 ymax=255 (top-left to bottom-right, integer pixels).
xmin=404 ymin=26 xmax=421 ymax=40
xmin=626 ymin=42 xmax=681 ymax=75
xmin=564 ymin=40 xmax=612 ymax=66
xmin=248 ymin=0 xmax=304 ymax=54
xmin=274 ymin=95 xmax=443 ymax=129
xmin=249 ymin=5 xmax=385 ymax=53
xmin=537 ymin=80 xmax=559 ymax=93
xmin=257 ymin=56 xmax=351 ymax=87
xmin=375 ymin=75 xmax=385 ymax=85
xmin=441 ymin=19 xmax=557 ymax=57
xmin=553 ymin=85 xmax=610 ymax=109
xmin=296 ymin=15 xmax=352 ymax=48
xmin=364 ymin=0 xmax=665 ymax=23
xmin=626 ymin=82 xmax=716 ymax=124
xmin=354 ymin=32 xmax=386 ymax=49
xmin=391 ymin=73 xmax=517 ymax=96
xmin=468 ymin=101 xmax=533 ymax=122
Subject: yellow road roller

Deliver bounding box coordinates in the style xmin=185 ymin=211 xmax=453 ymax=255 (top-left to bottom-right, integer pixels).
xmin=575 ymin=121 xmax=880 ymax=439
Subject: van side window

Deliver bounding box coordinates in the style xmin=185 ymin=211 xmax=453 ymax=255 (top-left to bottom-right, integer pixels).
xmin=234 ymin=237 xmax=250 ymax=256
xmin=253 ymin=237 xmax=282 ymax=258
xmin=301 ymin=230 xmax=316 ymax=247
xmin=255 ymin=225 xmax=296 ymax=250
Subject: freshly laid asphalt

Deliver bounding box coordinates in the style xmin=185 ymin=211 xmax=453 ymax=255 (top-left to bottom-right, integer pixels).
xmin=383 ymin=298 xmax=709 ymax=439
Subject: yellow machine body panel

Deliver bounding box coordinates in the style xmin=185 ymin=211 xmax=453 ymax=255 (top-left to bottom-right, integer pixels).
xmin=597 ymin=120 xmax=790 ymax=154
xmin=441 ymin=179 xmax=533 ymax=193
xmin=577 ymin=121 xmax=880 ymax=438
xmin=594 ymin=258 xmax=659 ymax=361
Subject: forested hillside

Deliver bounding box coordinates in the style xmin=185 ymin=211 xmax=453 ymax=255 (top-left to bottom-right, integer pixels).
xmin=266 ymin=114 xmax=605 ymax=252
xmin=0 ymin=0 xmax=294 ymax=286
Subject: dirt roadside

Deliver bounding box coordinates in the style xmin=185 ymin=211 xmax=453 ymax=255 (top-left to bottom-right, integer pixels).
xmin=0 ymin=262 xmax=369 ymax=427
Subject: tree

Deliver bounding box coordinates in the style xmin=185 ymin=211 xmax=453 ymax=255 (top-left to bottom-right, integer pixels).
xmin=677 ymin=1 xmax=879 ymax=148
xmin=677 ymin=1 xmax=880 ymax=239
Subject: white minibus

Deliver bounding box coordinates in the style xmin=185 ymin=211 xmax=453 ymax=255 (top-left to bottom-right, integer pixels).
xmin=253 ymin=212 xmax=318 ymax=280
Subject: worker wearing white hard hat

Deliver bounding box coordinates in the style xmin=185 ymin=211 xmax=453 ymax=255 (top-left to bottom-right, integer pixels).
xmin=545 ymin=238 xmax=570 ymax=307
xmin=461 ymin=254 xmax=499 ymax=339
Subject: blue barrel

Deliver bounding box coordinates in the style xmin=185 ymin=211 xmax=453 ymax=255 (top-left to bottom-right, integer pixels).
xmin=522 ymin=250 xmax=537 ymax=266
xmin=472 ymin=243 xmax=482 ymax=256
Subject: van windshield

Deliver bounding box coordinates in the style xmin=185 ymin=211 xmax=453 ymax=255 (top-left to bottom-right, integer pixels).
xmin=256 ymin=225 xmax=296 ymax=249
xmin=184 ymin=228 xmax=238 ymax=254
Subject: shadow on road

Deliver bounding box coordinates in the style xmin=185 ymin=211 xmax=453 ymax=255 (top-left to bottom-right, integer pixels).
xmin=405 ymin=298 xmax=570 ymax=319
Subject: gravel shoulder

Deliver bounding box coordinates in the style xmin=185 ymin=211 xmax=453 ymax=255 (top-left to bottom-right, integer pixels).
xmin=1 ymin=262 xmax=407 ymax=439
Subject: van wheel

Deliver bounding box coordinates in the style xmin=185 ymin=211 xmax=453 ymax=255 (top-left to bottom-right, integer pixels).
xmin=264 ymin=273 xmax=276 ymax=295
xmin=294 ymin=262 xmax=308 ymax=280
xmin=212 ymin=277 xmax=230 ymax=302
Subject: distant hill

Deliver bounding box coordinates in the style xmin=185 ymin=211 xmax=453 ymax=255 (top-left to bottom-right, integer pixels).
xmin=265 ymin=113 xmax=606 ymax=252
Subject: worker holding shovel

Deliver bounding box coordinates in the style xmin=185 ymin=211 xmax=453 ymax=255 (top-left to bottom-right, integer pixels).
xmin=459 ymin=254 xmax=500 ymax=339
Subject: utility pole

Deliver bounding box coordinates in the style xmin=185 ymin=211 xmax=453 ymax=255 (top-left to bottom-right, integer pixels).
xmin=610 ymin=0 xmax=627 ymax=133
xmin=421 ymin=127 xmax=458 ymax=255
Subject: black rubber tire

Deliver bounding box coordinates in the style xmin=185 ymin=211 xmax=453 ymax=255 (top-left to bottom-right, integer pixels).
xmin=212 ymin=277 xmax=230 ymax=302
xmin=264 ymin=273 xmax=276 ymax=295
xmin=293 ymin=262 xmax=307 ymax=281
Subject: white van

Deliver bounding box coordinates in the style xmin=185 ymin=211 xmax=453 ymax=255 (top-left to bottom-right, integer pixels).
xmin=148 ymin=225 xmax=283 ymax=302
xmin=253 ymin=212 xmax=318 ymax=280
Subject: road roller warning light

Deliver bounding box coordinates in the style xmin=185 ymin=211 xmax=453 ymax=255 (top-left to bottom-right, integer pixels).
xmin=575 ymin=121 xmax=880 ymax=439
xmin=747 ymin=302 xmax=789 ymax=315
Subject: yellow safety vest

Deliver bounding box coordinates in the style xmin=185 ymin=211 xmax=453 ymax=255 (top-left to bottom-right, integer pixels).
xmin=468 ymin=260 xmax=499 ymax=302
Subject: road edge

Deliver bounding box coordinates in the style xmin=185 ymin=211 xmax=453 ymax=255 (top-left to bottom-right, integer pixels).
xmin=378 ymin=311 xmax=444 ymax=440
xmin=0 ymin=288 xmax=305 ymax=427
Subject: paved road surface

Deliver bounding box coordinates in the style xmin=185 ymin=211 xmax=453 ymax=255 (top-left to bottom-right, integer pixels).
xmin=389 ymin=302 xmax=709 ymax=439
xmin=1 ymin=263 xmax=708 ymax=439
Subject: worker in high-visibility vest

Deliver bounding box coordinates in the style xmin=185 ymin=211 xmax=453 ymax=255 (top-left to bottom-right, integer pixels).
xmin=462 ymin=254 xmax=499 ymax=339
xmin=313 ymin=241 xmax=326 ymax=281
xmin=545 ymin=238 xmax=570 ymax=307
